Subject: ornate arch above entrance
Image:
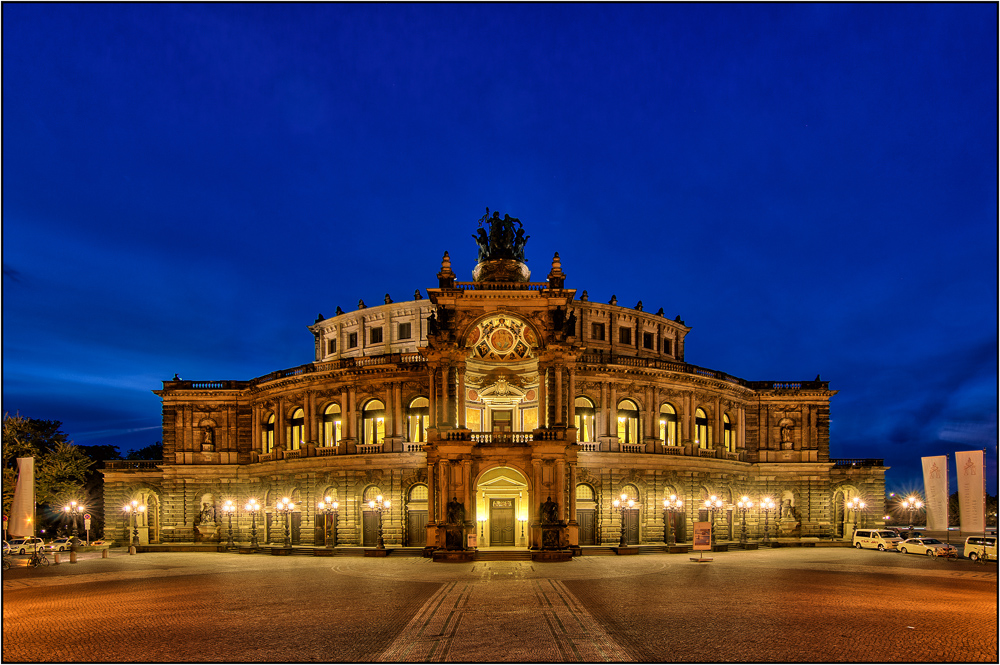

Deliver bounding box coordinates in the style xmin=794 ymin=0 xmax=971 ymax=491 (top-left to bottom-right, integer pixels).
xmin=475 ymin=466 xmax=530 ymax=548
xmin=463 ymin=313 xmax=540 ymax=362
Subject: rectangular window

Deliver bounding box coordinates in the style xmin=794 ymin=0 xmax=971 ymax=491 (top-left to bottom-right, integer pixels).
xmin=664 ymin=339 xmax=672 ymax=355
xmin=643 ymin=332 xmax=654 ymax=349
xmin=348 ymin=332 xmax=358 ymax=348
xmin=327 ymin=338 xmax=336 ymax=354
xmin=591 ymin=322 xmax=605 ymax=341
xmin=619 ymin=327 xmax=632 ymax=345
xmin=398 ymin=322 xmax=412 ymax=340
xmin=370 ymin=327 xmax=383 ymax=344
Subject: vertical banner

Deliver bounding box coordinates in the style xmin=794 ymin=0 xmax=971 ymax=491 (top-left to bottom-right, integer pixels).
xmin=9 ymin=457 xmax=35 ymax=538
xmin=955 ymin=450 xmax=985 ymax=533
xmin=921 ymin=456 xmax=949 ymax=531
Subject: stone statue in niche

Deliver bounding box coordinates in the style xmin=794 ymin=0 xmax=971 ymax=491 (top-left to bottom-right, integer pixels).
xmin=540 ymin=497 xmax=559 ymax=524
xmin=446 ymin=497 xmax=465 ymax=525
xmin=564 ymin=309 xmax=577 ymax=337
xmin=778 ymin=419 xmax=795 ymax=450
xmin=202 ymin=426 xmax=215 ymax=452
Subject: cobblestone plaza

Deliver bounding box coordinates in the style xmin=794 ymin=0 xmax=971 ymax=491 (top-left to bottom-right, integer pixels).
xmin=3 ymin=548 xmax=996 ymax=662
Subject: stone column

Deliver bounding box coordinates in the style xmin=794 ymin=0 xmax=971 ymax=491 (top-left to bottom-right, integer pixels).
xmin=394 ymin=382 xmax=403 ymax=439
xmin=339 ymin=389 xmax=349 ymax=453
xmin=556 ymin=460 xmax=566 ymax=521
xmin=462 ymin=460 xmax=473 ymax=522
xmin=609 ymin=383 xmax=617 ymax=447
xmin=457 ymin=366 xmax=466 ymax=429
xmin=554 ymin=364 xmax=563 ymax=426
xmin=427 ymin=463 xmax=436 ymax=522
xmin=428 ymin=366 xmax=436 ymax=429
xmin=252 ymin=406 xmax=261 ymax=453
xmin=537 ymin=364 xmax=547 ymax=429
xmin=441 ymin=363 xmax=451 ymax=428
xmin=567 ymin=368 xmax=576 ymax=430
xmin=308 ymin=391 xmax=318 ymax=443
xmin=385 ymin=383 xmax=394 ymax=439
xmin=568 ymin=463 xmax=578 ymax=520
xmin=531 ymin=459 xmax=543 ymax=524
xmin=438 ymin=460 xmax=449 ymax=523
xmin=276 ymin=398 xmax=286 ymax=451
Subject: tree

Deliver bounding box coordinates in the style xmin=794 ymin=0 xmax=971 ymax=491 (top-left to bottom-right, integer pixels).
xmin=126 ymin=441 xmax=163 ymax=460
xmin=2 ymin=414 xmax=93 ymax=518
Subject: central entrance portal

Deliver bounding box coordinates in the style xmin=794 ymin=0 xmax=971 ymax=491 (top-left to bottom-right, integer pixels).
xmin=491 ymin=409 xmax=513 ymax=432
xmin=489 ymin=498 xmax=515 ymax=545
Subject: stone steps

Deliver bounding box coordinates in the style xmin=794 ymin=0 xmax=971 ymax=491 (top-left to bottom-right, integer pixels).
xmin=475 ymin=550 xmax=532 ymax=561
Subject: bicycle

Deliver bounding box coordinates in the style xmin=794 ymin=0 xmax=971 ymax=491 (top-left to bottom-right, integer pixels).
xmin=27 ymin=550 xmax=49 ymax=567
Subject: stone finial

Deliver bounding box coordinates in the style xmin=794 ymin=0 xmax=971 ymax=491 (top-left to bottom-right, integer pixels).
xmin=580 ymin=290 xmax=589 ymax=301
xmin=414 ymin=289 xmax=423 ymax=300
xmin=656 ymin=307 xmax=664 ymax=316
xmin=441 ymin=251 xmax=453 ymax=273
xmin=547 ymin=252 xmax=566 ymax=290
xmin=336 ymin=306 xmax=343 ymax=316
xmin=384 ymin=293 xmax=392 ymax=305
xmin=438 ymin=251 xmax=456 ymax=288
xmin=609 ymin=295 xmax=618 ymax=306
xmin=315 ymin=313 xmax=324 ymax=323
xmin=635 ymin=301 xmax=643 ymax=311
xmin=358 ymin=299 xmax=366 ymax=309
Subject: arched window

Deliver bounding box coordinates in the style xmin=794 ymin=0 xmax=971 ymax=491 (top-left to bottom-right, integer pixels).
xmin=363 ymin=400 xmax=386 ymax=445
xmin=575 ymin=484 xmax=595 ymax=501
xmin=408 ymin=484 xmax=428 ymax=502
xmin=659 ymin=403 xmax=678 ymax=446
xmin=263 ymin=414 xmax=275 ymax=453
xmin=362 ymin=485 xmax=384 ymax=503
xmin=723 ymin=413 xmax=733 ymax=452
xmin=322 ymin=403 xmax=342 ymax=447
xmin=617 ymin=399 xmax=640 ymax=445
xmin=695 ymin=408 xmax=709 ymax=449
xmin=575 ymin=397 xmax=595 ymax=442
xmin=620 ymin=484 xmax=640 ymax=502
xmin=407 ymin=397 xmax=429 ymax=442
xmin=288 ymin=408 xmax=304 ymax=450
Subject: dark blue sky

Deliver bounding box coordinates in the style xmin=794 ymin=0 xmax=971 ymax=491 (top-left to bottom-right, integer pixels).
xmin=3 ymin=4 xmax=996 ymax=494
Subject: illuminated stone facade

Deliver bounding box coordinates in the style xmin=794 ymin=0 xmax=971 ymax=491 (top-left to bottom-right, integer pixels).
xmin=103 ymin=215 xmax=887 ymax=550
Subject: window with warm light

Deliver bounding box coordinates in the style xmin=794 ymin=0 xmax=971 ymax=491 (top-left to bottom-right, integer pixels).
xmin=408 ymin=397 xmax=429 ymax=441
xmin=695 ymin=408 xmax=709 ymax=448
xmin=263 ymin=414 xmax=275 ymax=453
xmin=289 ymin=408 xmax=304 ymax=450
xmin=659 ymin=403 xmax=678 ymax=445
xmin=322 ymin=403 xmax=342 ymax=446
xmin=617 ymin=399 xmax=640 ymax=444
xmin=574 ymin=396 xmax=595 ymax=442
xmin=723 ymin=413 xmax=733 ymax=452
xmin=363 ymin=399 xmax=386 ymax=445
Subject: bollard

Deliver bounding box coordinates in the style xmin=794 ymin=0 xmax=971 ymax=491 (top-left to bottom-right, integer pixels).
xmin=129 ymin=545 xmax=136 ymax=555
xmin=102 ymin=548 xmax=109 ymax=559
xmin=70 ymin=550 xmax=78 ymax=564
xmin=53 ymin=553 xmax=60 ymax=565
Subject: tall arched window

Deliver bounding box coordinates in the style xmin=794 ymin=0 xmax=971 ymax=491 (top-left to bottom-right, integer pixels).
xmin=723 ymin=413 xmax=733 ymax=452
xmin=288 ymin=408 xmax=304 ymax=450
xmin=620 ymin=484 xmax=640 ymax=501
xmin=263 ymin=414 xmax=275 ymax=453
xmin=617 ymin=399 xmax=640 ymax=444
xmin=363 ymin=400 xmax=386 ymax=445
xmin=695 ymin=408 xmax=709 ymax=449
xmin=659 ymin=403 xmax=678 ymax=446
xmin=575 ymin=397 xmax=595 ymax=442
xmin=322 ymin=403 xmax=342 ymax=447
xmin=407 ymin=397 xmax=429 ymax=442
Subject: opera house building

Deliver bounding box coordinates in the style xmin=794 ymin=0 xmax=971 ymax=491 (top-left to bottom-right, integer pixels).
xmin=103 ymin=212 xmax=887 ymax=556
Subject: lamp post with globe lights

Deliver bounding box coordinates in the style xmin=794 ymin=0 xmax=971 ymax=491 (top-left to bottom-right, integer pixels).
xmin=902 ymin=496 xmax=924 ymax=531
xmin=759 ymin=496 xmax=776 ymax=543
xmin=662 ymin=495 xmax=683 ymax=546
xmin=63 ymin=501 xmax=85 ymax=549
xmin=275 ymin=497 xmax=294 ymax=547
xmin=122 ymin=500 xmax=146 ymax=553
xmin=612 ymin=493 xmax=635 ymax=547
xmin=368 ymin=495 xmax=390 ymax=549
xmin=222 ymin=500 xmax=237 ymax=549
xmin=244 ymin=498 xmax=261 ymax=550
xmin=847 ymin=496 xmax=867 ymax=533
xmin=317 ymin=497 xmax=339 ymax=548
xmin=703 ymin=495 xmax=724 ymax=545
xmin=736 ymin=497 xmax=754 ymax=545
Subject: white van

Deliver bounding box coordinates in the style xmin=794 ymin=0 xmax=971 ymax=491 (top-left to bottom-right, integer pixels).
xmin=853 ymin=529 xmax=903 ymax=551
xmin=963 ymin=535 xmax=997 ymax=562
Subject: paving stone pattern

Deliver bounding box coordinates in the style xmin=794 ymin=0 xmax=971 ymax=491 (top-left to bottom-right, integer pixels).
xmin=2 ymin=549 xmax=996 ymax=662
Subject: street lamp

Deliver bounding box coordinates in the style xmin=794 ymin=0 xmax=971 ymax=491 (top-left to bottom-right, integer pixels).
xmin=703 ymin=495 xmax=723 ymax=545
xmin=244 ymin=498 xmax=261 ymax=550
xmin=275 ymin=497 xmax=294 ymax=547
xmin=901 ymin=496 xmax=924 ymax=531
xmin=759 ymin=497 xmax=776 ymax=543
xmin=662 ymin=494 xmax=683 ymax=546
xmin=367 ymin=495 xmax=391 ymax=549
xmin=317 ymin=497 xmax=339 ymax=548
xmin=611 ymin=492 xmax=635 ymax=548
xmin=847 ymin=496 xmax=867 ymax=532
xmin=63 ymin=501 xmax=85 ymax=548
xmin=222 ymin=500 xmax=237 ymax=549
xmin=477 ymin=513 xmax=487 ymax=542
xmin=736 ymin=496 xmax=754 ymax=545
xmin=121 ymin=499 xmax=146 ymax=552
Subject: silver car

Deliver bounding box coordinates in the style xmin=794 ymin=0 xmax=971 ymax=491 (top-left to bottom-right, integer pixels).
xmin=898 ymin=537 xmax=957 ymax=557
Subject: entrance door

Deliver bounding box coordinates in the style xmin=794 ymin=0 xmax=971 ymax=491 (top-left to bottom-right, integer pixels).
xmin=406 ymin=510 xmax=427 ymax=546
xmin=491 ymin=410 xmax=513 ymax=433
xmin=624 ymin=509 xmax=639 ymax=545
xmin=490 ymin=499 xmax=515 ymax=545
xmin=577 ymin=509 xmax=596 ymax=545
xmin=362 ymin=512 xmax=379 ymax=547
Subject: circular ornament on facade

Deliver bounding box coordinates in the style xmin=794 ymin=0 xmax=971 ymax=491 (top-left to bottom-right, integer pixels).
xmin=468 ymin=389 xmax=479 ymax=401
xmin=490 ymin=329 xmax=515 ymax=352
xmin=526 ymin=389 xmax=536 ymax=401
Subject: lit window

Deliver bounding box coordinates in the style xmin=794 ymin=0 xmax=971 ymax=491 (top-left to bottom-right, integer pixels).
xmin=617 ymin=399 xmax=639 ymax=444
xmin=322 ymin=403 xmax=342 ymax=447
xmin=659 ymin=403 xmax=678 ymax=445
xmin=695 ymin=408 xmax=709 ymax=449
xmin=574 ymin=396 xmax=595 ymax=443
xmin=407 ymin=397 xmax=429 ymax=442
xmin=363 ymin=400 xmax=386 ymax=445
xmin=723 ymin=413 xmax=733 ymax=452
xmin=289 ymin=408 xmax=304 ymax=450
xmin=263 ymin=414 xmax=275 ymax=453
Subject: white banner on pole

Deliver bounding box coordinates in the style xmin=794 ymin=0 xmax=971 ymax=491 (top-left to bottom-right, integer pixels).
xmin=9 ymin=457 xmax=35 ymax=538
xmin=955 ymin=450 xmax=985 ymax=533
xmin=921 ymin=456 xmax=949 ymax=531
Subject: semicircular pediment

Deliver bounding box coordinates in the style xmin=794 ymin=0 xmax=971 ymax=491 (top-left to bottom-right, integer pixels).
xmin=464 ymin=313 xmax=539 ymax=362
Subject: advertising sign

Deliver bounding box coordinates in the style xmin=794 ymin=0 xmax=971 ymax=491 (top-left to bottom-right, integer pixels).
xmin=693 ymin=521 xmax=712 ymax=551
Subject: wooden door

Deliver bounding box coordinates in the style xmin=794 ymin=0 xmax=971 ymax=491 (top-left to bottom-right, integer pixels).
xmin=490 ymin=499 xmax=515 ymax=545
xmin=577 ymin=509 xmax=596 ymax=545
xmin=406 ymin=510 xmax=427 ymax=547
xmin=291 ymin=512 xmax=302 ymax=545
xmin=362 ymin=512 xmax=378 ymax=547
xmin=491 ymin=410 xmax=513 ymax=433
xmin=624 ymin=509 xmax=639 ymax=545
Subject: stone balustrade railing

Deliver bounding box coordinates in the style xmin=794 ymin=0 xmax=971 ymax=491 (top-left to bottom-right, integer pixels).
xmin=103 ymin=460 xmax=162 ymax=470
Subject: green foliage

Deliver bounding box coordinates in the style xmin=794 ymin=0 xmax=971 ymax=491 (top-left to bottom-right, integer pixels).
xmin=2 ymin=414 xmax=92 ymax=515
xmin=126 ymin=442 xmax=162 ymax=460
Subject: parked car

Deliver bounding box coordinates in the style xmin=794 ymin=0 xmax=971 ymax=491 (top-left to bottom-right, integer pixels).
xmin=897 ymin=537 xmax=957 ymax=557
xmin=964 ymin=535 xmax=997 ymax=562
xmin=44 ymin=538 xmax=76 ymax=552
xmin=852 ymin=529 xmax=903 ymax=551
xmin=8 ymin=537 xmax=45 ymax=554
xmin=2 ymin=541 xmax=9 ymax=555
